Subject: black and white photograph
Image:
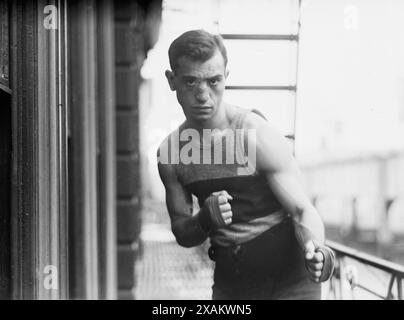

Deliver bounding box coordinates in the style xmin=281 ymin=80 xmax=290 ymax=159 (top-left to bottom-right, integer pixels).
xmin=0 ymin=0 xmax=404 ymax=304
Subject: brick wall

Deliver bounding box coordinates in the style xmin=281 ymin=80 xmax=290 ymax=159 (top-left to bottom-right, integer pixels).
xmin=114 ymin=0 xmax=161 ymax=299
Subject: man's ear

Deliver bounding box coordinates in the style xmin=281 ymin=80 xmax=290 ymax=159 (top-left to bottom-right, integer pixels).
xmin=225 ymin=68 xmax=230 ymax=79
xmin=165 ymin=70 xmax=176 ymax=91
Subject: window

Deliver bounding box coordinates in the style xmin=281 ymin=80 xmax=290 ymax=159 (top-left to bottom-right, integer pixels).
xmin=218 ymin=0 xmax=301 ymax=145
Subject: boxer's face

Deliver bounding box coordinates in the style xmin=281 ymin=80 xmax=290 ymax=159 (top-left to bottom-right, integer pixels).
xmin=166 ymin=50 xmax=229 ymax=124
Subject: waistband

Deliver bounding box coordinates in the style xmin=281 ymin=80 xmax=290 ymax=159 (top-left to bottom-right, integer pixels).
xmin=209 ymin=209 xmax=288 ymax=247
xmin=208 ymin=216 xmax=295 ymax=262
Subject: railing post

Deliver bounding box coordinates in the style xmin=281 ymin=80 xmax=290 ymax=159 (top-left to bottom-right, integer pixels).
xmin=326 ymin=240 xmax=404 ymax=300
xmin=386 ymin=275 xmax=395 ymax=300
xmin=377 ymin=197 xmax=395 ymax=260
xmin=338 ymin=256 xmax=345 ymax=299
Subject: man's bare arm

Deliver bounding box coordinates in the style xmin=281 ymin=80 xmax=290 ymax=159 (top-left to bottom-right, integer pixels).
xmin=157 ymin=162 xmax=209 ymax=247
xmin=245 ymin=113 xmax=324 ymax=245
xmin=245 ymin=113 xmax=330 ymax=281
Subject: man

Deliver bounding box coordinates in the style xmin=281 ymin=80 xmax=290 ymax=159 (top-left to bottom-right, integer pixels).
xmin=157 ymin=30 xmax=335 ymax=299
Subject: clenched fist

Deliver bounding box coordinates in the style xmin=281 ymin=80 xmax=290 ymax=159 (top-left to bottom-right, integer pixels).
xmin=198 ymin=190 xmax=233 ymax=232
xmin=304 ymin=240 xmax=335 ymax=283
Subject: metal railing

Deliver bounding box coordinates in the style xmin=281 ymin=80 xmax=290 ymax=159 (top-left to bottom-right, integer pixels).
xmin=325 ymin=240 xmax=404 ymax=300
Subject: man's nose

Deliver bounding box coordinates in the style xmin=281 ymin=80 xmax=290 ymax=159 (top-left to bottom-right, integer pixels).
xmin=195 ymin=82 xmax=209 ymax=102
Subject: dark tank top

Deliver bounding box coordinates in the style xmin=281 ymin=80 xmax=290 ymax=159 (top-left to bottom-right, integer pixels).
xmin=160 ymin=106 xmax=288 ymax=247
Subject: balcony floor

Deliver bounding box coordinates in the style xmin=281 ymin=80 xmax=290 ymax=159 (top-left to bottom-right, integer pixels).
xmin=134 ymin=203 xmax=214 ymax=300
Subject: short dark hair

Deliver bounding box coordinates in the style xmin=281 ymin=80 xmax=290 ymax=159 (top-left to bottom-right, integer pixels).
xmin=168 ymin=29 xmax=228 ymax=72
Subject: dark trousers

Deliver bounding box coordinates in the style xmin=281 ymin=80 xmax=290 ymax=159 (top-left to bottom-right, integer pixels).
xmin=209 ymin=218 xmax=321 ymax=300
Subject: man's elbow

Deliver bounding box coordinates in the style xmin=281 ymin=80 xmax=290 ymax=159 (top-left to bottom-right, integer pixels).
xmin=174 ymin=233 xmax=200 ymax=248
xmin=295 ymin=203 xmax=319 ymax=219
xmin=175 ymin=237 xmax=196 ymax=248
xmin=172 ymin=226 xmax=199 ymax=248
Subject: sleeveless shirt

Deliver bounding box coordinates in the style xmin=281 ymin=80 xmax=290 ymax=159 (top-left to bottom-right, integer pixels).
xmin=158 ymin=106 xmax=288 ymax=247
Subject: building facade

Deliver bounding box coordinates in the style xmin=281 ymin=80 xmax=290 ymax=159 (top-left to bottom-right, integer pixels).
xmin=0 ymin=0 xmax=161 ymax=299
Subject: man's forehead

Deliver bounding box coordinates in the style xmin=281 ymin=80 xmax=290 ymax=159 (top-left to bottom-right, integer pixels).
xmin=174 ymin=52 xmax=226 ymax=76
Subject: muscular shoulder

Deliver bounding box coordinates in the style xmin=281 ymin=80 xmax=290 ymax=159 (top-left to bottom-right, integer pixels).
xmin=243 ymin=111 xmax=294 ymax=173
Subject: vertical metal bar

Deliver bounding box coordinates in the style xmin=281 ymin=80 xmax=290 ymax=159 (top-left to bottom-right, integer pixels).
xmin=96 ymin=0 xmax=117 ymax=300
xmin=37 ymin=0 xmax=66 ymax=299
xmin=291 ymin=0 xmax=301 ymax=156
xmin=329 ymin=271 xmax=337 ymax=300
xmin=397 ymin=277 xmax=402 ymax=300
xmin=338 ymin=257 xmax=344 ymax=300
xmin=386 ymin=275 xmax=395 ymax=300
xmin=68 ymin=0 xmax=99 ymax=299
xmin=57 ymin=0 xmax=69 ymax=300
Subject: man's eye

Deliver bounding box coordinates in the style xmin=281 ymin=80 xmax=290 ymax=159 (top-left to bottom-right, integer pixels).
xmin=186 ymin=80 xmax=196 ymax=86
xmin=209 ymin=79 xmax=219 ymax=86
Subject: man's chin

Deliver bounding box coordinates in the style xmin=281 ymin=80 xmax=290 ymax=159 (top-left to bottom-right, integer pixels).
xmin=190 ymin=113 xmax=212 ymax=123
xmin=184 ymin=108 xmax=217 ymax=125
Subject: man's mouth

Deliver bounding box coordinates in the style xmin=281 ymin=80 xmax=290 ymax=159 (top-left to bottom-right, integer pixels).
xmin=192 ymin=106 xmax=212 ymax=111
